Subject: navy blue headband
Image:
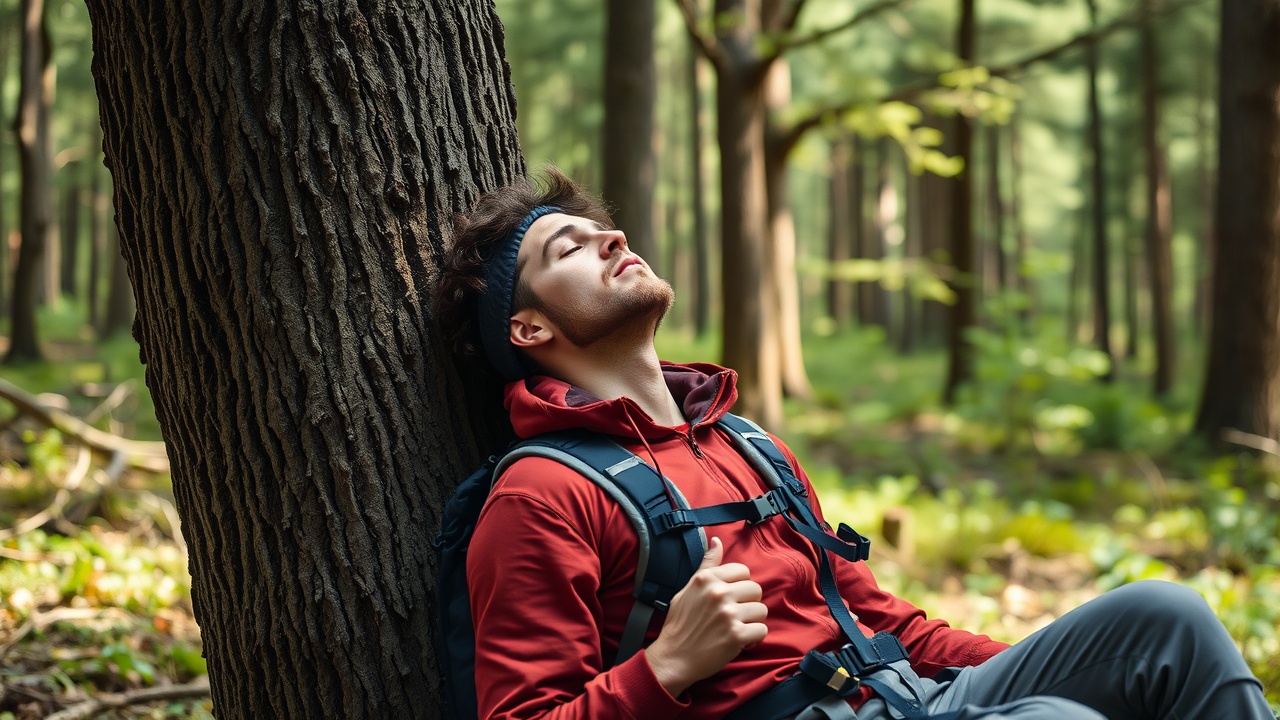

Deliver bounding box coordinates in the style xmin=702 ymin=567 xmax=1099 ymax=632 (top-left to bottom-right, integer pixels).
xmin=478 ymin=205 xmax=562 ymax=381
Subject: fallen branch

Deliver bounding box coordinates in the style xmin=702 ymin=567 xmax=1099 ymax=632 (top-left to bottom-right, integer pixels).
xmin=1221 ymin=428 xmax=1280 ymax=458
xmin=82 ymin=380 xmax=138 ymax=426
xmin=0 ymin=607 xmax=128 ymax=662
xmin=0 ymin=378 xmax=169 ymax=474
xmin=43 ymin=675 xmax=210 ymax=720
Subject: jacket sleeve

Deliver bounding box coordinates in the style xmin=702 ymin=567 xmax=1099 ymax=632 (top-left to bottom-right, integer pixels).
xmin=467 ymin=458 xmax=690 ymax=720
xmin=771 ymin=438 xmax=1010 ymax=678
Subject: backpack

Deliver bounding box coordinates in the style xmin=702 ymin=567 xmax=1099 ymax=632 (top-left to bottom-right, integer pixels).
xmin=434 ymin=413 xmax=905 ymax=720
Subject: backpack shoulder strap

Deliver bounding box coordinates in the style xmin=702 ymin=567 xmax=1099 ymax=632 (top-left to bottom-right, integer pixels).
xmin=715 ymin=414 xmax=871 ymax=564
xmin=494 ymin=431 xmax=705 ymax=664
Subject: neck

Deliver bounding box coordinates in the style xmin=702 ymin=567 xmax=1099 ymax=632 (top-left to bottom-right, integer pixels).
xmin=542 ymin=339 xmax=684 ymax=427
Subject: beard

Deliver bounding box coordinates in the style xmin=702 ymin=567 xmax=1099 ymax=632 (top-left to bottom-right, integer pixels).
xmin=538 ymin=274 xmax=675 ymax=349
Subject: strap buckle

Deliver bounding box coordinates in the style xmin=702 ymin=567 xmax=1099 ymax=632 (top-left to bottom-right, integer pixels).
xmin=655 ymin=509 xmax=695 ymax=533
xmin=837 ymin=523 xmax=871 ymax=562
xmin=836 ymin=632 xmax=910 ymax=674
xmin=745 ymin=492 xmax=784 ymax=524
xmin=799 ymin=650 xmax=861 ymax=697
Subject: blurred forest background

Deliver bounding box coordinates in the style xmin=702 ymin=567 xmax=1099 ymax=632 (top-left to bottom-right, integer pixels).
xmin=0 ymin=0 xmax=1277 ymax=717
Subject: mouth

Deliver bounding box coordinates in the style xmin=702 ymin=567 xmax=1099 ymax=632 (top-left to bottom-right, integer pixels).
xmin=613 ymin=257 xmax=642 ymax=277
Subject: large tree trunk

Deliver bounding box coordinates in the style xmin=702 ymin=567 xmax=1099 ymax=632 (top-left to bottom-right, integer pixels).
xmin=602 ymin=0 xmax=656 ymax=264
xmin=1141 ymin=0 xmax=1175 ymax=396
xmin=1085 ymin=0 xmax=1114 ymax=381
xmin=1193 ymin=0 xmax=1280 ymax=444
xmin=942 ymin=0 xmax=977 ymax=405
xmin=86 ymin=1 xmax=523 ymax=717
xmin=7 ymin=0 xmax=52 ymax=363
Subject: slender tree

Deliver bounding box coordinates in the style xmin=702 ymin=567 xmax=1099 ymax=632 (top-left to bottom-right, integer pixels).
xmin=942 ymin=0 xmax=977 ymax=404
xmin=677 ymin=0 xmax=780 ymax=426
xmin=7 ymin=0 xmax=52 ymax=363
xmin=1193 ymin=0 xmax=1280 ymax=445
xmin=687 ymin=41 xmax=711 ymax=336
xmin=60 ymin=163 xmax=81 ymax=301
xmin=1084 ymin=0 xmax=1114 ymax=381
xmin=602 ymin=0 xmax=656 ymax=263
xmin=85 ymin=1 xmax=523 ymax=716
xmin=826 ymin=137 xmax=853 ymax=327
xmin=98 ymin=222 xmax=130 ymax=338
xmin=1141 ymin=0 xmax=1175 ymax=395
xmin=763 ymin=55 xmax=812 ymax=399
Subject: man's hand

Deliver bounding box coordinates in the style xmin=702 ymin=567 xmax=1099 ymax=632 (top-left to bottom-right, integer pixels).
xmin=645 ymin=537 xmax=768 ymax=697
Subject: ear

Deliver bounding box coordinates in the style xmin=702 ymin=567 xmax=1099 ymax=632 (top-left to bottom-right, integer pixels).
xmin=509 ymin=308 xmax=554 ymax=349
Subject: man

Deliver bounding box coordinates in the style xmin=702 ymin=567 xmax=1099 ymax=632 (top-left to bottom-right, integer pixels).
xmin=435 ymin=168 xmax=1273 ymax=720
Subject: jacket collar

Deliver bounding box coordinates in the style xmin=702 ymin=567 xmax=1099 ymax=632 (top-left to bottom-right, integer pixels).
xmin=503 ymin=361 xmax=738 ymax=440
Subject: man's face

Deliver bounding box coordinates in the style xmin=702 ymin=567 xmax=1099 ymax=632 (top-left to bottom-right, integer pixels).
xmin=513 ymin=212 xmax=673 ymax=348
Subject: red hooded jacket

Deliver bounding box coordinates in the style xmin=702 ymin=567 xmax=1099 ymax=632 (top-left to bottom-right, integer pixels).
xmin=467 ymin=362 xmax=1007 ymax=719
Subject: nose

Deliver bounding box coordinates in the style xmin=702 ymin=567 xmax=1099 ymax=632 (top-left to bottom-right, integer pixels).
xmin=599 ymin=230 xmax=627 ymax=257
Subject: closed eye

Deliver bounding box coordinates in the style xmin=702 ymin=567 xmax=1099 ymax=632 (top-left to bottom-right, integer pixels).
xmin=561 ymin=245 xmax=584 ymax=258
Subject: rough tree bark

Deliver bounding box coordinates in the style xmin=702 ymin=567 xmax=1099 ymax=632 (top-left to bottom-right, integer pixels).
xmin=1193 ymin=0 xmax=1280 ymax=445
xmin=7 ymin=0 xmax=52 ymax=363
xmin=602 ymin=0 xmax=656 ymax=264
xmin=85 ymin=1 xmax=523 ymax=717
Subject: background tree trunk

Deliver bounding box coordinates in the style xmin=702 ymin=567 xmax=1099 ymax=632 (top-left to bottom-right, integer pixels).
xmin=87 ymin=145 xmax=106 ymax=331
xmin=827 ymin=138 xmax=853 ymax=328
xmin=1193 ymin=0 xmax=1280 ymax=444
xmin=942 ymin=0 xmax=977 ymax=404
xmin=86 ymin=1 xmax=524 ymax=716
xmin=60 ymin=165 xmax=81 ymax=302
xmin=8 ymin=0 xmax=52 ymax=363
xmin=687 ymin=43 xmax=711 ymax=336
xmin=712 ymin=0 xmax=781 ymax=428
xmin=98 ymin=222 xmax=131 ymax=338
xmin=1141 ymin=0 xmax=1175 ymax=396
xmin=1085 ymin=0 xmax=1114 ymax=381
xmin=763 ymin=58 xmax=812 ymax=399
xmin=602 ymin=0 xmax=656 ymax=264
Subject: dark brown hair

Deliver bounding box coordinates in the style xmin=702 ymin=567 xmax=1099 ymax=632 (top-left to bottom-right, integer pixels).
xmin=435 ymin=167 xmax=614 ymax=363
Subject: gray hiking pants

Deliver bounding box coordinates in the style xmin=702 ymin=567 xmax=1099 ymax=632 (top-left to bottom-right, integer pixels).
xmin=803 ymin=580 xmax=1274 ymax=720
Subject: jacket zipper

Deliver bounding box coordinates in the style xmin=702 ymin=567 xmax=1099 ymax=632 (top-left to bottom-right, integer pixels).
xmin=686 ymin=426 xmax=704 ymax=458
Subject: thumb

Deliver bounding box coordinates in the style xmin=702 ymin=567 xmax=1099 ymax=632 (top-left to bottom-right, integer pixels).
xmin=698 ymin=536 xmax=723 ymax=570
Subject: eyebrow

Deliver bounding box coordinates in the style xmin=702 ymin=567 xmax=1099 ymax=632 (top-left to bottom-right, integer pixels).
xmin=542 ymin=223 xmax=578 ymax=261
xmin=540 ymin=221 xmax=608 ymax=261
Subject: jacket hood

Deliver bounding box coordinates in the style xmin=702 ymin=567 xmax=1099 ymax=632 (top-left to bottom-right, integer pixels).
xmin=504 ymin=361 xmax=738 ymax=440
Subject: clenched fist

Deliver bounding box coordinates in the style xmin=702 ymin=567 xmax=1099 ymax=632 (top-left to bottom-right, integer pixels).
xmin=645 ymin=537 xmax=769 ymax=697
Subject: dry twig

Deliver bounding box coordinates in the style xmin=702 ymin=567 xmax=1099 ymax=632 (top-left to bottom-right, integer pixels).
xmin=0 ymin=607 xmax=128 ymax=662
xmin=43 ymin=675 xmax=210 ymax=720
